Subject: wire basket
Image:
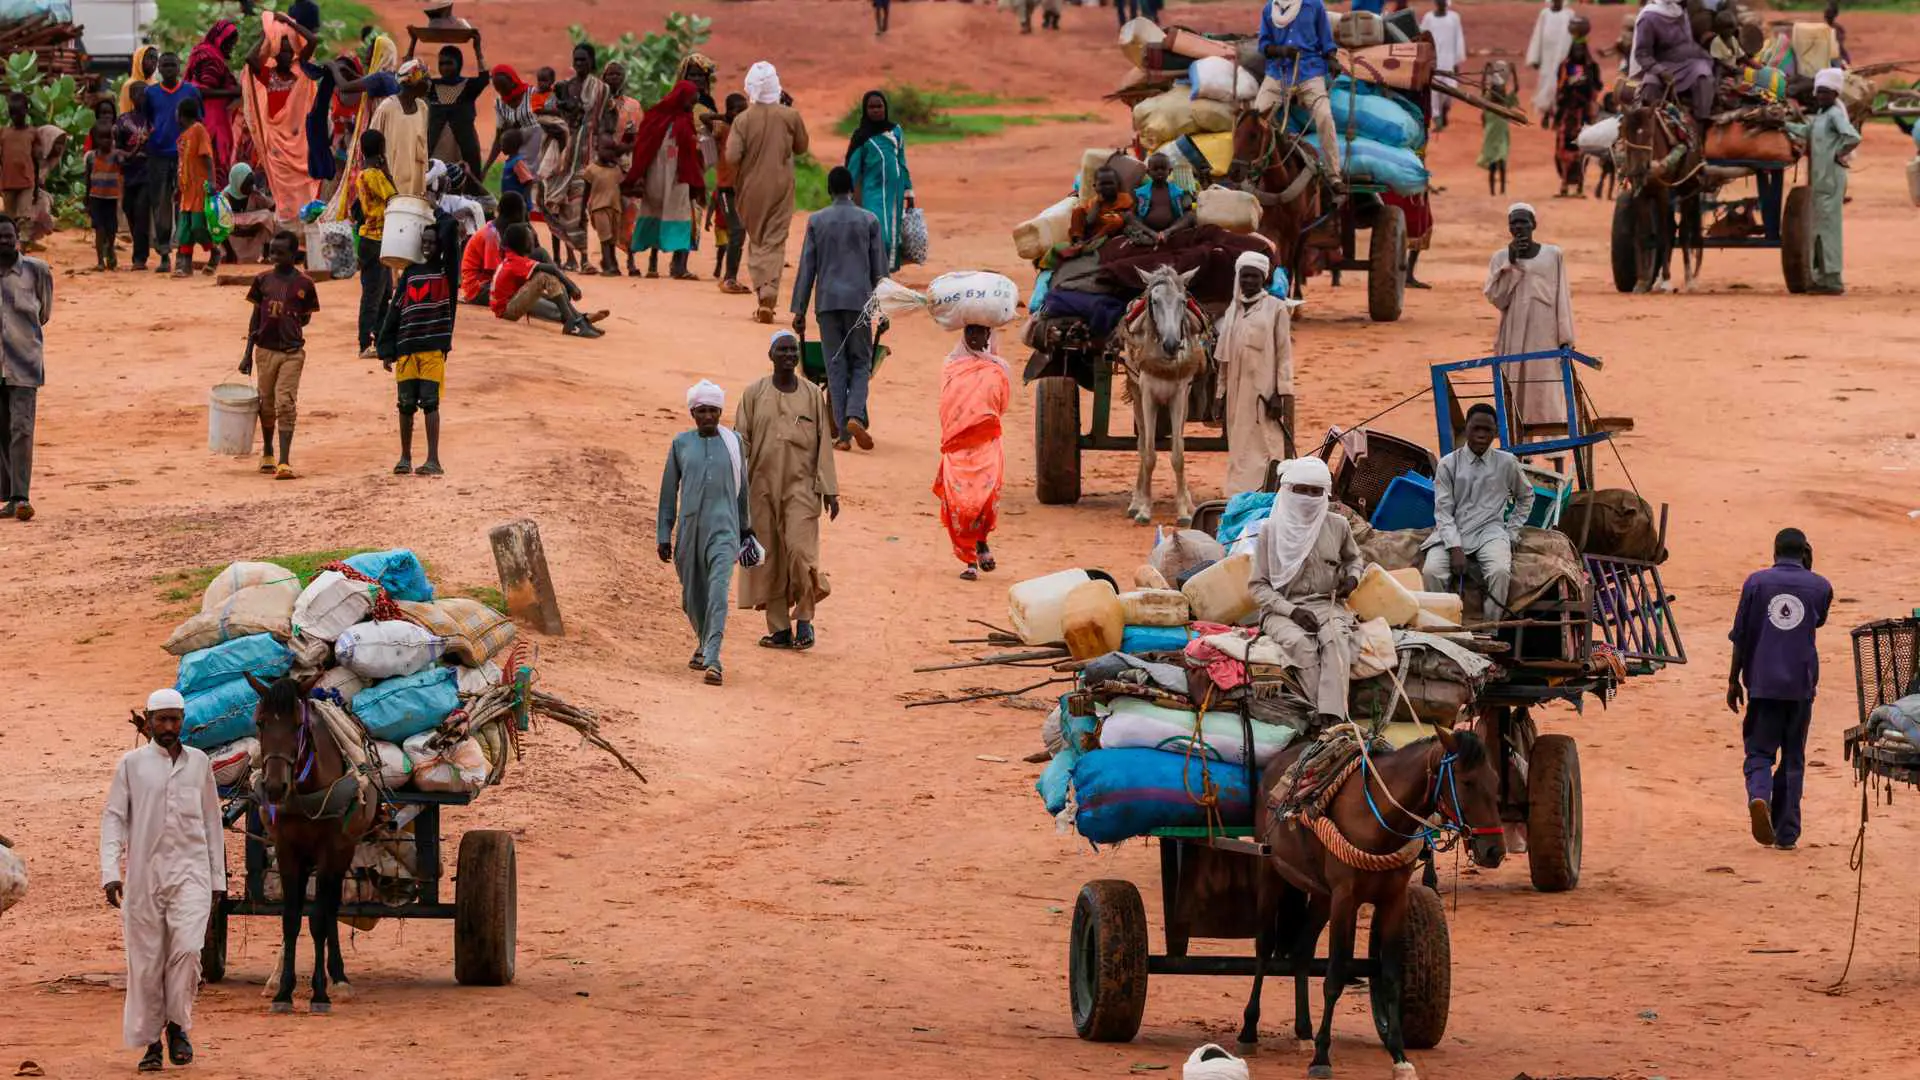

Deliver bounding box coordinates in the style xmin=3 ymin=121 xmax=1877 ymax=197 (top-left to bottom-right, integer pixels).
xmin=1850 ymin=617 xmax=1920 ymax=727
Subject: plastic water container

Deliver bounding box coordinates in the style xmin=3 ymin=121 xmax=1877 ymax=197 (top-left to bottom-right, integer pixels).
xmin=1370 ymin=472 xmax=1436 ymax=531
xmin=1061 ymin=579 xmax=1124 ymax=661
xmin=1349 ymin=563 xmax=1419 ymax=626
xmin=379 ymin=195 xmax=435 ymax=269
xmin=1009 ymin=568 xmax=1093 ymax=645
xmin=1118 ymin=588 xmax=1190 ymax=627
xmin=1181 ymin=552 xmax=1256 ymax=625
xmin=1412 ymin=590 xmax=1465 ymax=626
xmin=208 ymin=381 xmax=258 ymax=456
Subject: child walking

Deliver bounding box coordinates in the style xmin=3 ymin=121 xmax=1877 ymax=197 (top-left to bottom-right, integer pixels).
xmin=240 ymin=231 xmax=320 ymax=480
xmin=1478 ymin=64 xmax=1518 ymax=197
xmin=378 ymin=211 xmax=459 ymax=476
xmin=171 ymin=97 xmax=217 ymax=276
xmin=84 ymin=99 xmax=123 ymax=270
xmin=354 ymin=128 xmax=395 ymax=358
xmin=707 ymin=92 xmax=747 ymax=292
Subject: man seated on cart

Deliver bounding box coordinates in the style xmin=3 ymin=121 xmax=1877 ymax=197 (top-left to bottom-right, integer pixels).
xmin=1420 ymin=403 xmax=1535 ymax=622
xmin=1254 ymin=0 xmax=1342 ymax=187
xmin=1249 ymin=457 xmax=1367 ymax=727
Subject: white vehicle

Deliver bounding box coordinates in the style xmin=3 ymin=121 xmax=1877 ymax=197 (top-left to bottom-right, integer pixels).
xmin=70 ymin=0 xmax=159 ymax=71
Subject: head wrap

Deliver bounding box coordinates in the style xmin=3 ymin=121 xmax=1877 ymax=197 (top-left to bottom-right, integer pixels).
xmin=224 ymin=161 xmax=253 ymax=200
xmin=681 ymin=53 xmax=717 ymax=82
xmin=1268 ymin=0 xmax=1304 ymax=29
xmin=1507 ymin=201 xmax=1537 ymax=222
xmin=846 ymin=89 xmax=894 ymax=164
xmin=1813 ymin=67 xmax=1845 ymax=94
xmin=745 ymin=61 xmax=782 ymax=105
xmin=769 ymin=329 xmax=799 ymax=347
xmin=687 ymin=380 xmax=726 ymax=410
xmin=1257 ymin=458 xmax=1333 ymax=588
xmin=146 ymin=688 xmax=186 ymax=713
xmin=490 ymin=63 xmax=529 ymax=103
xmin=1234 ymin=250 xmax=1272 ymax=288
xmin=398 ymin=59 xmax=429 ymax=90
xmin=625 ymin=80 xmax=707 ymax=198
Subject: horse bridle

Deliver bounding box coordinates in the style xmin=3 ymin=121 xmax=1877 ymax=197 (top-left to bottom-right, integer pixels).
xmin=1359 ymin=745 xmax=1504 ymax=852
xmin=258 ymin=701 xmax=360 ymax=822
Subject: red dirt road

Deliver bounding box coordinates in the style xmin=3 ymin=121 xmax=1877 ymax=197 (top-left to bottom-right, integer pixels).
xmin=6 ymin=3 xmax=1920 ymax=1077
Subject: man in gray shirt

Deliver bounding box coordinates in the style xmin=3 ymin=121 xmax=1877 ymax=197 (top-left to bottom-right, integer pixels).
xmin=791 ymin=166 xmax=886 ymax=452
xmin=1420 ymin=403 xmax=1535 ymax=619
xmin=0 ymin=213 xmax=51 ymax=523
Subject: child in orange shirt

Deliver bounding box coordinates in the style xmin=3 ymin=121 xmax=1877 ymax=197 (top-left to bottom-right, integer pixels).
xmin=172 ymin=97 xmax=217 ymax=276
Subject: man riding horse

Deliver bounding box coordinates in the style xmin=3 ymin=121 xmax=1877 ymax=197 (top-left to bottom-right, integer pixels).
xmin=1255 ymin=0 xmax=1344 ymax=194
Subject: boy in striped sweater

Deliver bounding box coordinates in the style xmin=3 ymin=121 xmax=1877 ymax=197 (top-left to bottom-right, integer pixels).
xmin=377 ymin=212 xmax=460 ymax=476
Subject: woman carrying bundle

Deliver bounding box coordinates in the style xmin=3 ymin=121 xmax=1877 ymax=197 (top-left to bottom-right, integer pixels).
xmin=936 ymin=325 xmax=1011 ymax=582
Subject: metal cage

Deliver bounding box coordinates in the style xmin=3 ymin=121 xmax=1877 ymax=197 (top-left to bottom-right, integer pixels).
xmin=1850 ymin=618 xmax=1920 ymax=728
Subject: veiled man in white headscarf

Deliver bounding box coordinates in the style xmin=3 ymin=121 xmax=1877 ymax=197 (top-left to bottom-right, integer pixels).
xmin=1215 ymin=250 xmax=1297 ymax=494
xmin=725 ymin=62 xmax=812 ymax=323
xmin=1248 ymin=458 xmax=1367 ymax=724
xmin=100 ymin=688 xmax=226 ymax=1073
xmin=659 ymin=379 xmax=755 ymax=685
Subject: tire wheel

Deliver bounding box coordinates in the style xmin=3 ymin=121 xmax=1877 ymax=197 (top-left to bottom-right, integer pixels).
xmin=1526 ymin=734 xmax=1583 ymax=893
xmin=1370 ymin=884 xmax=1450 ymax=1050
xmin=1781 ymin=185 xmax=1812 ymax=294
xmin=201 ymin=900 xmax=228 ymax=984
xmin=1610 ymin=194 xmax=1639 ymax=293
xmin=454 ymin=830 xmax=517 ymax=986
xmin=1034 ymin=375 xmax=1082 ymax=506
xmin=1069 ymin=879 xmax=1148 ymax=1042
xmin=1367 ymin=205 xmax=1406 ymax=322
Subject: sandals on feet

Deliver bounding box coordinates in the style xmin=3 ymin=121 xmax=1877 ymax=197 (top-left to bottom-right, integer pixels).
xmin=415 ymin=462 xmax=444 ymax=477
xmin=976 ymin=545 xmax=997 ymax=573
xmin=759 ymin=630 xmax=793 ymax=649
xmin=139 ymin=1044 xmax=163 ymax=1072
xmin=688 ymin=652 xmax=707 ymax=670
xmin=719 ymin=279 xmax=751 ymax=295
xmin=792 ymin=623 xmax=816 ymax=651
xmin=393 ymin=459 xmax=413 ymax=475
xmin=960 ymin=565 xmax=980 ymax=581
xmin=260 ymin=455 xmax=277 ymax=474
xmin=703 ymin=667 xmax=724 ymax=686
xmin=275 ymin=463 xmax=296 ymax=481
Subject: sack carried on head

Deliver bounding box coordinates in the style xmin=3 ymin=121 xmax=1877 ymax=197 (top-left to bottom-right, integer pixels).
xmin=870 ymin=271 xmax=1020 ymax=331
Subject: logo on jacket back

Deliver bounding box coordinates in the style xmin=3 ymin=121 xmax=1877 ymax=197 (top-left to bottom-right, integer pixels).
xmin=1768 ymin=592 xmax=1806 ymax=631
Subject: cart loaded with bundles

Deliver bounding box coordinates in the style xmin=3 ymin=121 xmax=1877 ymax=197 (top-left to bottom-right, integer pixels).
xmin=163 ymin=550 xmax=642 ymax=984
xmin=1843 ymin=616 xmax=1920 ymax=790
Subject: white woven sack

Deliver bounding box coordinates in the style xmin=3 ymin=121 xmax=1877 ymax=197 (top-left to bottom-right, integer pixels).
xmin=335 ymin=620 xmax=448 ymax=680
xmin=292 ymin=571 xmax=377 ymax=643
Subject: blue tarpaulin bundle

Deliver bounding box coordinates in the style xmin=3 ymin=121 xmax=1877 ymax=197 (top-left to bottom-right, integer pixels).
xmin=1071 ymin=748 xmax=1254 ymax=844
xmin=176 ymin=633 xmax=293 ymax=697
xmin=353 ymin=666 xmax=460 ymax=742
xmin=344 ymin=549 xmax=435 ymax=603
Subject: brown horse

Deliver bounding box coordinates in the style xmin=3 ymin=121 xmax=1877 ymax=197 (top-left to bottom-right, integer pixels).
xmin=1615 ymin=91 xmax=1707 ymax=293
xmin=1230 ymin=110 xmax=1326 ymax=300
xmin=1242 ymin=725 xmax=1506 ymax=1079
xmin=246 ymin=673 xmax=378 ymax=1014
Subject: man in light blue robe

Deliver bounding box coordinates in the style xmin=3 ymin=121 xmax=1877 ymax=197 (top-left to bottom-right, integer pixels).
xmin=1802 ymin=68 xmax=1861 ymax=295
xmin=658 ymin=379 xmax=754 ymax=685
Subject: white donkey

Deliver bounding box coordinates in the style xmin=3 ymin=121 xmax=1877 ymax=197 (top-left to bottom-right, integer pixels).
xmin=1122 ymin=264 xmax=1212 ymax=526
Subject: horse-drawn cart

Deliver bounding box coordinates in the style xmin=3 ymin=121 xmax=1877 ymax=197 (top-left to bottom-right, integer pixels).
xmin=1610 ymin=156 xmax=1814 ymax=294
xmin=204 ymin=788 xmax=518 ymax=986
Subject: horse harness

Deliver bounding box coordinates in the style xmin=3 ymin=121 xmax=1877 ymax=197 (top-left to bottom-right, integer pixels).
xmin=1266 ymin=730 xmax=1500 ymax=872
xmin=259 ymin=700 xmax=369 ymax=824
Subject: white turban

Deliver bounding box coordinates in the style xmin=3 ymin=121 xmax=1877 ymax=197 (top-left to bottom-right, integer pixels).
xmin=687 ymin=380 xmax=725 ymax=410
xmin=1258 ymin=457 xmax=1333 ymax=589
xmin=146 ymin=688 xmax=186 ymax=713
xmin=745 ymin=61 xmax=782 ymax=105
xmin=1508 ymin=202 xmax=1537 ymax=221
xmin=1813 ymin=67 xmax=1845 ymax=95
xmin=1234 ymin=250 xmax=1272 ymax=279
xmin=769 ymin=329 xmax=798 ymax=347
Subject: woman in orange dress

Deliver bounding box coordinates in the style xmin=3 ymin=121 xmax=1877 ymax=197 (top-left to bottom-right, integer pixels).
xmin=935 ymin=325 xmax=1012 ymax=581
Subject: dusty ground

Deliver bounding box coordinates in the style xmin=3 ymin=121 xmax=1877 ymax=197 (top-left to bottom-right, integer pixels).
xmin=5 ymin=2 xmax=1920 ymax=1077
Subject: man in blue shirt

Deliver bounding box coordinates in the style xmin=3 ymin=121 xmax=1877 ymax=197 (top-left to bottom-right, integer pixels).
xmin=138 ymin=52 xmax=202 ymax=275
xmin=1254 ymin=0 xmax=1343 ymax=182
xmin=1726 ymin=528 xmax=1832 ymax=851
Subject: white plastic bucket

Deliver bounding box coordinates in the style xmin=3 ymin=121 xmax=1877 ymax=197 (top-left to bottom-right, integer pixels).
xmin=208 ymin=381 xmax=258 ymax=456
xmin=304 ymin=222 xmax=331 ymax=273
xmin=379 ymin=195 xmax=434 ymax=269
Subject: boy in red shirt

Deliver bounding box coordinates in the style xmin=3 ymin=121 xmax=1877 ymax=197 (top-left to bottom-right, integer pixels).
xmin=490 ymin=222 xmax=604 ymax=337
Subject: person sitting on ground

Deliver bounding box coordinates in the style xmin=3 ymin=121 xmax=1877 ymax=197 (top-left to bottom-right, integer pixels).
xmin=1420 ymin=403 xmax=1536 ymax=621
xmin=239 ymin=230 xmax=319 ymax=480
xmin=489 ymin=221 xmax=605 ymax=337
xmin=1131 ymin=152 xmax=1197 ymax=248
xmin=1248 ymin=456 xmax=1366 ymax=727
xmin=1057 ymin=164 xmax=1135 ymax=260
xmin=378 ymin=208 xmax=459 ymax=476
xmin=460 ymin=189 xmax=524 ymax=306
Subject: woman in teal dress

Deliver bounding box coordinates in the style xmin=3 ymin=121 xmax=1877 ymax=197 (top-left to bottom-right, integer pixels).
xmin=845 ymin=90 xmax=914 ymax=271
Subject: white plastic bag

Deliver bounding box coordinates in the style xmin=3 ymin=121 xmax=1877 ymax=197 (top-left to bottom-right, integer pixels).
xmin=370 ymin=740 xmax=414 ymax=787
xmin=335 ymin=620 xmax=449 ymax=680
xmin=1577 ymin=115 xmax=1620 ymax=156
xmin=404 ymin=733 xmax=488 ymax=793
xmin=871 ymin=271 xmax=1020 ymax=331
xmin=1188 ymin=56 xmax=1238 ymax=103
xmin=292 ymin=571 xmax=378 ymax=643
xmin=0 ymin=840 xmax=25 ymax=919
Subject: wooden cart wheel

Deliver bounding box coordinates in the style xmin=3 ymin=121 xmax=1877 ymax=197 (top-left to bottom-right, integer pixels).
xmin=1780 ymin=185 xmax=1813 ymax=295
xmin=454 ymin=830 xmax=517 ymax=986
xmin=200 ymin=900 xmax=228 ymax=984
xmin=1069 ymin=879 xmax=1147 ymax=1042
xmin=1370 ymin=883 xmax=1450 ymax=1050
xmin=1034 ymin=375 xmax=1082 ymax=506
xmin=1526 ymin=734 xmax=1583 ymax=893
xmin=1367 ymin=205 xmax=1407 ymax=323
xmin=1609 ymin=195 xmax=1640 ymax=293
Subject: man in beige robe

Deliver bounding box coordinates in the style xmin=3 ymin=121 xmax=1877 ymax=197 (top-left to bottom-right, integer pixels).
xmin=736 ymin=330 xmax=840 ymax=649
xmin=1249 ymin=457 xmax=1366 ymax=724
xmin=1215 ymin=250 xmax=1296 ymax=495
xmin=1484 ymin=202 xmax=1576 ymax=436
xmin=726 ymin=61 xmax=811 ymax=323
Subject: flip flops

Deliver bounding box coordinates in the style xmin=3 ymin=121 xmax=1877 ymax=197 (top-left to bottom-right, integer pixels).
xmin=260 ymin=455 xmax=277 ymax=474
xmin=719 ymin=280 xmax=751 ymax=295
xmin=274 ymin=464 xmax=296 ymax=481
xmin=415 ymin=462 xmax=445 ymax=477
xmin=792 ymin=623 xmax=816 ymax=651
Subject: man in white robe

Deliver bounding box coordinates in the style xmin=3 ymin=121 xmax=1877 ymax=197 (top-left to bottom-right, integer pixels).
xmin=100 ymin=689 xmax=226 ymax=1071
xmin=1484 ymin=203 xmax=1575 ymax=435
xmin=1215 ymin=251 xmax=1298 ymax=494
xmin=1527 ymin=0 xmax=1579 ymax=117
xmin=1421 ymin=0 xmax=1468 ymax=130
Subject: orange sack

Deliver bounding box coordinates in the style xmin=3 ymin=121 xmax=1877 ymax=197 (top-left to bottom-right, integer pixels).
xmin=933 ymin=349 xmax=1011 ymax=567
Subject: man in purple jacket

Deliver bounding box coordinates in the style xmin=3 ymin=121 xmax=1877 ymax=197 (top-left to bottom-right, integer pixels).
xmin=1726 ymin=528 xmax=1832 ymax=850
